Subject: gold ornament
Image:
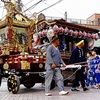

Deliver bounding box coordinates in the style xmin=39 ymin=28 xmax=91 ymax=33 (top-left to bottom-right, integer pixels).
xmin=39 ymin=63 xmax=43 ymax=69
xmin=38 ymin=51 xmax=41 ymax=55
xmin=3 ymin=63 xmax=9 ymax=69
xmin=21 ymin=61 xmax=30 ymax=70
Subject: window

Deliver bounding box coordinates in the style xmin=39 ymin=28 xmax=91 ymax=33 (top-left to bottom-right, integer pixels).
xmin=98 ymin=18 xmax=100 ymax=26
xmin=91 ymin=20 xmax=94 ymax=25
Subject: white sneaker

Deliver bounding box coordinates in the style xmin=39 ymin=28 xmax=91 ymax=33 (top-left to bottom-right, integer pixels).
xmin=45 ymin=93 xmax=52 ymax=96
xmin=59 ymin=91 xmax=69 ymax=95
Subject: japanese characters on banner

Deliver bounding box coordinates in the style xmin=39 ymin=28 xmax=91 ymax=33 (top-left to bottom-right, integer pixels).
xmin=34 ymin=25 xmax=99 ymax=40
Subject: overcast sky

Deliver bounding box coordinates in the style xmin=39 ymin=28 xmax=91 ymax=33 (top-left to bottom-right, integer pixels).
xmin=0 ymin=0 xmax=100 ymax=20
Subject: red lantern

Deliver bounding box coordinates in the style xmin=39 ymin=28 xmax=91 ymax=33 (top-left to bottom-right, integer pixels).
xmin=68 ymin=29 xmax=73 ymax=36
xmin=59 ymin=27 xmax=64 ymax=34
xmin=87 ymin=38 xmax=94 ymax=50
xmin=83 ymin=31 xmax=87 ymax=38
xmin=78 ymin=31 xmax=83 ymax=37
xmin=91 ymin=34 xmax=95 ymax=39
xmin=87 ymin=33 xmax=91 ymax=38
xmin=73 ymin=30 xmax=78 ymax=37
xmin=64 ymin=27 xmax=69 ymax=34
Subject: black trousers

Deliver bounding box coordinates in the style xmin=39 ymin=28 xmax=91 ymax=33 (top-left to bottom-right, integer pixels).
xmin=72 ymin=68 xmax=85 ymax=88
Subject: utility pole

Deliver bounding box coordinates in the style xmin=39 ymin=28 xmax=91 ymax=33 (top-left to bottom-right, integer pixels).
xmin=16 ymin=0 xmax=22 ymax=12
xmin=64 ymin=12 xmax=67 ymax=22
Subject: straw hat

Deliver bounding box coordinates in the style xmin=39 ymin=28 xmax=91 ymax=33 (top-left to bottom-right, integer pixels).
xmin=50 ymin=36 xmax=59 ymax=43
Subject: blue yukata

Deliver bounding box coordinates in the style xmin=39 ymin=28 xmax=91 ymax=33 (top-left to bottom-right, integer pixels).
xmin=86 ymin=57 xmax=96 ymax=86
xmin=91 ymin=55 xmax=100 ymax=74
xmin=91 ymin=55 xmax=100 ymax=83
xmin=92 ymin=55 xmax=100 ymax=85
xmin=95 ymin=68 xmax=100 ymax=85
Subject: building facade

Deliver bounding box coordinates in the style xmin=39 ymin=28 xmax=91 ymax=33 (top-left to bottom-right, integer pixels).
xmin=86 ymin=13 xmax=100 ymax=30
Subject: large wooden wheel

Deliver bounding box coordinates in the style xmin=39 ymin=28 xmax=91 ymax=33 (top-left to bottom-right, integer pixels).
xmin=7 ymin=75 xmax=20 ymax=94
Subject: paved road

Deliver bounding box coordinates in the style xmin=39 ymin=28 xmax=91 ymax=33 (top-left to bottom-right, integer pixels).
xmin=0 ymin=80 xmax=100 ymax=100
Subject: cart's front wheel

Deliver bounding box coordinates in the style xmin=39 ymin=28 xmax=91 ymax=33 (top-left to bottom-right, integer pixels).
xmin=7 ymin=75 xmax=20 ymax=94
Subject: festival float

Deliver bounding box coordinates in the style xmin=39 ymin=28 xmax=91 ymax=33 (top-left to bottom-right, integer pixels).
xmin=0 ymin=0 xmax=56 ymax=94
xmin=0 ymin=0 xmax=99 ymax=94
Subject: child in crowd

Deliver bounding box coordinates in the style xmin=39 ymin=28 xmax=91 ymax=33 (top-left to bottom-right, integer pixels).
xmin=91 ymin=49 xmax=100 ymax=74
xmin=91 ymin=49 xmax=100 ymax=88
xmin=95 ymin=64 xmax=100 ymax=88
xmin=86 ymin=51 xmax=97 ymax=88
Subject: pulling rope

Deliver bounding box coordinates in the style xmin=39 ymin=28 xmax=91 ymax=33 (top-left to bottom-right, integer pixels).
xmin=62 ymin=57 xmax=100 ymax=81
xmin=63 ymin=68 xmax=80 ymax=81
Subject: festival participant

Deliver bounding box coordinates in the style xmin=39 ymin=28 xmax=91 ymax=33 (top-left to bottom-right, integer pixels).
xmin=69 ymin=40 xmax=90 ymax=91
xmin=45 ymin=36 xmax=69 ymax=96
xmin=95 ymin=64 xmax=100 ymax=88
xmin=86 ymin=51 xmax=98 ymax=88
xmin=91 ymin=49 xmax=100 ymax=88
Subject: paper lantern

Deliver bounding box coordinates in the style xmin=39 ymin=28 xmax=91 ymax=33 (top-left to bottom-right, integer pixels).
xmin=64 ymin=27 xmax=69 ymax=34
xmin=53 ymin=25 xmax=59 ymax=33
xmin=87 ymin=38 xmax=94 ymax=50
xmin=95 ymin=34 xmax=99 ymax=40
xmin=91 ymin=34 xmax=95 ymax=39
xmin=78 ymin=31 xmax=83 ymax=38
xmin=87 ymin=33 xmax=91 ymax=38
xmin=83 ymin=31 xmax=87 ymax=38
xmin=68 ymin=29 xmax=73 ymax=36
xmin=59 ymin=27 xmax=64 ymax=34
xmin=73 ymin=30 xmax=78 ymax=37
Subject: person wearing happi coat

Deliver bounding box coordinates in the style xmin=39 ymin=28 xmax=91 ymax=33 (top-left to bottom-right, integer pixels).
xmin=69 ymin=40 xmax=90 ymax=91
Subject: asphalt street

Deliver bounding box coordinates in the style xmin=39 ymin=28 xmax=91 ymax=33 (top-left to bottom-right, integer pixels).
xmin=0 ymin=80 xmax=100 ymax=100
